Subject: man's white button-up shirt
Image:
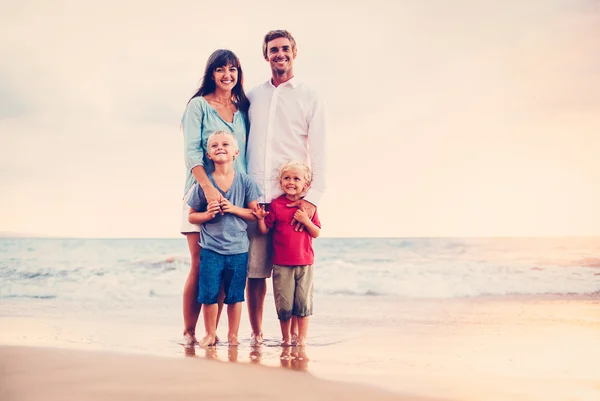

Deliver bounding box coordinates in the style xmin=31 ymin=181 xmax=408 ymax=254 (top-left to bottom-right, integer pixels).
xmin=247 ymin=77 xmax=327 ymax=205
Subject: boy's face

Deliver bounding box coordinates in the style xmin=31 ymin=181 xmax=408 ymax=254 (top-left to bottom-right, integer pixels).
xmin=207 ymin=135 xmax=239 ymax=164
xmin=280 ymin=168 xmax=308 ymax=197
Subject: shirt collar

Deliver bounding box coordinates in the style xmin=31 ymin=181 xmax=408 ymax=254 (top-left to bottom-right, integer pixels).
xmin=268 ymin=76 xmax=299 ymax=89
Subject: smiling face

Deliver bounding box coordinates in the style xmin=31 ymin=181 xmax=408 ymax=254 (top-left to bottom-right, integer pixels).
xmin=212 ymin=63 xmax=238 ymax=92
xmin=206 ymin=132 xmax=239 ymax=164
xmin=265 ymin=37 xmax=296 ymax=78
xmin=279 ymin=167 xmax=309 ymax=199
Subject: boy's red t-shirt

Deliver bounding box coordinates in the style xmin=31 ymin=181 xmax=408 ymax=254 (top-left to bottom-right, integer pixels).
xmin=264 ymin=195 xmax=321 ymax=266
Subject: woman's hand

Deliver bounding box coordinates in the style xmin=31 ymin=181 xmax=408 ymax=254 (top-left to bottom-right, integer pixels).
xmin=202 ymin=186 xmax=223 ymax=215
xmin=206 ymin=201 xmax=221 ymax=219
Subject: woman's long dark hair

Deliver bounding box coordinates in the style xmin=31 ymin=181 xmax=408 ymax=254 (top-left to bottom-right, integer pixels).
xmin=188 ymin=49 xmax=249 ymax=114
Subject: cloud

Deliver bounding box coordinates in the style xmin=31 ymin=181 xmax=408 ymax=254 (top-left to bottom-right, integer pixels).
xmin=1 ymin=0 xmax=599 ymax=237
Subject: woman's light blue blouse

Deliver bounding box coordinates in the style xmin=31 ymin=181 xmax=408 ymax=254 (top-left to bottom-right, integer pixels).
xmin=181 ymin=96 xmax=248 ymax=194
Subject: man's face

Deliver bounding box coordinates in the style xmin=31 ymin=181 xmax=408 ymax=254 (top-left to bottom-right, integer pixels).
xmin=265 ymin=37 xmax=296 ymax=76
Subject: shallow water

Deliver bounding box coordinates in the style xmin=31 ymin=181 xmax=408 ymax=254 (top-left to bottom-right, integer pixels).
xmin=2 ymin=237 xmax=600 ymax=400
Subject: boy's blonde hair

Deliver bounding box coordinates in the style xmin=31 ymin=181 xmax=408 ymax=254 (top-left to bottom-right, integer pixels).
xmin=207 ymin=130 xmax=239 ymax=150
xmin=278 ymin=161 xmax=312 ymax=187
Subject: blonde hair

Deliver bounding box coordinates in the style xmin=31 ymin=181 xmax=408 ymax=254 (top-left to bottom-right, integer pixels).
xmin=278 ymin=161 xmax=312 ymax=187
xmin=207 ymin=130 xmax=239 ymax=150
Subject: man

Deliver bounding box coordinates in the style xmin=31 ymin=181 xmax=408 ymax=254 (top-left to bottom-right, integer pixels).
xmin=246 ymin=30 xmax=327 ymax=344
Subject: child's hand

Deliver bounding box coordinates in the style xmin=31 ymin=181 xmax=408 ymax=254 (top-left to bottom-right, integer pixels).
xmin=206 ymin=201 xmax=221 ymax=219
xmin=293 ymin=208 xmax=310 ymax=225
xmin=252 ymin=205 xmax=269 ymax=220
xmin=219 ymin=198 xmax=237 ymax=214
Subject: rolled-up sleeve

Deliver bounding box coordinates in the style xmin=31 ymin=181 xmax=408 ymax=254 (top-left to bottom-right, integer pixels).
xmin=304 ymin=94 xmax=327 ymax=206
xmin=187 ymin=184 xmax=207 ymax=212
xmin=182 ymin=98 xmax=205 ymax=172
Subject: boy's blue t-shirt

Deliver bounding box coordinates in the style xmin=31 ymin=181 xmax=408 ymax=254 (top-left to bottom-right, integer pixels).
xmin=187 ymin=172 xmax=261 ymax=255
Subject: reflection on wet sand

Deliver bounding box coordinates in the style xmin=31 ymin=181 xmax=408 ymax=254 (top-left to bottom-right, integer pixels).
xmin=249 ymin=345 xmax=262 ymax=364
xmin=280 ymin=346 xmax=309 ymax=371
xmin=182 ymin=342 xmax=310 ymax=372
xmin=184 ymin=344 xmax=196 ymax=357
xmin=228 ymin=345 xmax=238 ymax=362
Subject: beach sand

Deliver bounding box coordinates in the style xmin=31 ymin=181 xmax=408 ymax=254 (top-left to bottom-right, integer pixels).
xmin=0 ymin=345 xmax=431 ymax=401
xmin=2 ymin=295 xmax=599 ymax=401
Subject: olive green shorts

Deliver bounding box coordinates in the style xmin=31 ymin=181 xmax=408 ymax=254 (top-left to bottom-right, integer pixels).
xmin=272 ymin=264 xmax=314 ymax=321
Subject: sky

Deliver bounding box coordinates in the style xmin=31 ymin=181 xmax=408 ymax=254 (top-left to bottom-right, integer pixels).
xmin=1 ymin=0 xmax=599 ymax=238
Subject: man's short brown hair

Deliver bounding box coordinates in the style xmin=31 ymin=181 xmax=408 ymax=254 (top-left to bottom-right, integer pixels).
xmin=262 ymin=30 xmax=297 ymax=59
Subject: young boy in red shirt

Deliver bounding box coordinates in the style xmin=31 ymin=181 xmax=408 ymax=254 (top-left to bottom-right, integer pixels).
xmin=253 ymin=161 xmax=321 ymax=346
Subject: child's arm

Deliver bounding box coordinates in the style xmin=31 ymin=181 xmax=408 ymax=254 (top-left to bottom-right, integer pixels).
xmin=188 ymin=201 xmax=221 ymax=224
xmin=219 ymin=199 xmax=257 ymax=222
xmin=252 ymin=205 xmax=271 ymax=235
xmin=293 ymin=209 xmax=320 ymax=238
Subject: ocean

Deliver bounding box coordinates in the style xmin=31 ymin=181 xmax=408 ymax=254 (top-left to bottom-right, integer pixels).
xmin=2 ymin=237 xmax=600 ymax=401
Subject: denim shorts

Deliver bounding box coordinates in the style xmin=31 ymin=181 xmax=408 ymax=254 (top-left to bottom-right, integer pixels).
xmin=197 ymin=249 xmax=248 ymax=305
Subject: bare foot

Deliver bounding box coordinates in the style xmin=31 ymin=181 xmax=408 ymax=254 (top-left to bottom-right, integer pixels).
xmin=183 ymin=332 xmax=197 ymax=346
xmin=290 ymin=334 xmax=298 ymax=346
xmin=228 ymin=334 xmax=239 ymax=346
xmin=296 ymin=337 xmax=307 ymax=346
xmin=200 ymin=334 xmax=216 ymax=347
xmin=250 ymin=332 xmax=263 ymax=345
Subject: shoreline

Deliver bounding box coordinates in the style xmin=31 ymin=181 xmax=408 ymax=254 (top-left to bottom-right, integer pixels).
xmin=2 ymin=294 xmax=599 ymax=401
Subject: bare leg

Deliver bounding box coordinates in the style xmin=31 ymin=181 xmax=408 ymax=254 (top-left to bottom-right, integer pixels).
xmin=279 ymin=318 xmax=292 ymax=346
xmin=183 ymin=234 xmax=201 ymax=340
xmin=290 ymin=316 xmax=299 ymax=345
xmin=246 ymin=278 xmax=266 ymax=343
xmin=297 ymin=316 xmax=310 ymax=346
xmin=200 ymin=303 xmax=218 ymax=347
xmin=227 ymin=302 xmax=242 ymax=346
xmin=215 ymin=285 xmax=226 ymax=341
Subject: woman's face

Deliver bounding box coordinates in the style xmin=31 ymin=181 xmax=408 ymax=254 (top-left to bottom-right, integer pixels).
xmin=213 ymin=63 xmax=238 ymax=92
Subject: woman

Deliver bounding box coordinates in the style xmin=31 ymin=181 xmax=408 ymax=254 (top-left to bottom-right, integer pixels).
xmin=180 ymin=49 xmax=249 ymax=345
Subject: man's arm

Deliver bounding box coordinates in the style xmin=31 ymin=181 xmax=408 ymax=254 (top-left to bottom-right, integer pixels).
xmin=303 ymin=93 xmax=327 ymax=206
xmin=288 ymin=93 xmax=327 ymax=230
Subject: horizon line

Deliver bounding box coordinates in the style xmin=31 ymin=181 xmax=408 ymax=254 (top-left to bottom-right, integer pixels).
xmin=2 ymin=235 xmax=600 ymax=240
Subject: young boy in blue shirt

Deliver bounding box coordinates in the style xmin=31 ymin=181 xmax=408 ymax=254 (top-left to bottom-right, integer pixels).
xmin=188 ymin=130 xmax=261 ymax=347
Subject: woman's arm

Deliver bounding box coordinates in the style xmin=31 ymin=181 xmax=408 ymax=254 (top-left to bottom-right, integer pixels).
xmin=192 ymin=166 xmax=221 ymax=204
xmin=182 ymin=99 xmax=221 ymax=204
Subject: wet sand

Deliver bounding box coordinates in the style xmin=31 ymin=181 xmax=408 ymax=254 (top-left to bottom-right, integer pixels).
xmin=0 ymin=345 xmax=431 ymax=401
xmin=2 ymin=295 xmax=599 ymax=401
